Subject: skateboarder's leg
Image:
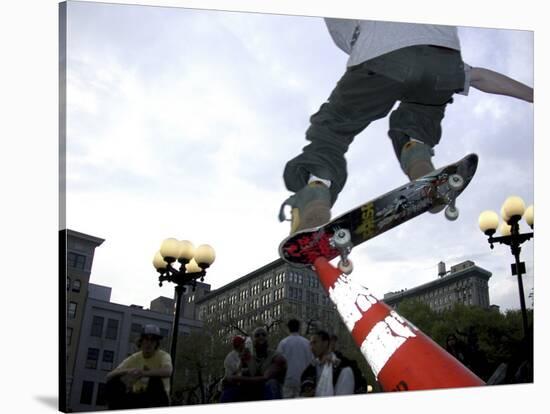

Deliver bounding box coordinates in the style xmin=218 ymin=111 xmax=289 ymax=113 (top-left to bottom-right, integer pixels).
xmin=388 ymin=101 xmax=447 ymax=180
xmin=281 ymin=64 xmax=401 ymax=233
xmin=389 ymin=102 xmax=453 ymax=214
xmin=284 ymin=66 xmax=400 ymax=202
xmin=388 ymin=46 xmax=465 ymax=180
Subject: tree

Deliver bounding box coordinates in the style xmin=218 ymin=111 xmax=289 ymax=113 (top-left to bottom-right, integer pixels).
xmin=396 ymin=300 xmax=533 ymax=382
xmin=170 ymin=320 xmax=230 ymax=405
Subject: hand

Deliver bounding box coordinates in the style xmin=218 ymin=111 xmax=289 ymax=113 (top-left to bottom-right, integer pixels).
xmin=124 ymin=368 xmax=144 ymax=381
xmin=119 ymin=369 xmax=143 ymax=389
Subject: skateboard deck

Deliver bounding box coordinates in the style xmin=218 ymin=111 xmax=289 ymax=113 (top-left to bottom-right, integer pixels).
xmin=279 ymin=153 xmax=478 ymax=268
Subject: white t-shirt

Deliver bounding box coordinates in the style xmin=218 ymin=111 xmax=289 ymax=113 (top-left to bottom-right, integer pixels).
xmin=276 ymin=333 xmax=314 ymax=388
xmin=223 ymin=350 xmax=242 ymax=377
xmin=324 ymin=18 xmax=470 ymax=95
xmin=325 ymin=18 xmax=461 ymax=66
xmin=313 ymin=355 xmax=355 ymax=396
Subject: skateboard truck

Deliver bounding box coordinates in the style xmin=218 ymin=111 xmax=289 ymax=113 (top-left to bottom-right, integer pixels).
xmin=329 ymin=228 xmax=354 ymax=274
xmin=443 ymin=174 xmax=464 ymax=221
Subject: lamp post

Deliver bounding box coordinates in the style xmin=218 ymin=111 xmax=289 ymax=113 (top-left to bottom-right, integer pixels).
xmin=153 ymin=238 xmax=216 ymax=383
xmin=478 ymin=196 xmax=533 ymax=339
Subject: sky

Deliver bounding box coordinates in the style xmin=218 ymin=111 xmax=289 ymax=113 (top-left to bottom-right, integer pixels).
xmin=63 ymin=1 xmax=536 ymax=313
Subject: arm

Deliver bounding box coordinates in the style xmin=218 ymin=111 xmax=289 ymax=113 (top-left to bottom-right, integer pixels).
xmin=263 ymin=354 xmax=287 ymax=381
xmin=105 ymin=355 xmax=134 ymax=381
xmin=141 ymin=365 xmax=172 ymax=378
xmin=300 ymin=364 xmax=317 ymax=397
xmin=143 ymin=351 xmax=173 ymax=378
xmin=105 ymin=367 xmax=132 ymax=381
xmin=227 ymin=355 xmax=287 ymax=385
xmin=470 ymin=67 xmax=533 ymax=103
xmin=108 ymin=352 xmax=172 ymax=381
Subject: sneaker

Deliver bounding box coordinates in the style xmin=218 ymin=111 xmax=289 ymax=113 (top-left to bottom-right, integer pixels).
xmin=400 ymin=140 xmax=435 ymax=180
xmin=278 ymin=182 xmax=331 ymax=234
xmin=399 ymin=140 xmax=444 ymax=214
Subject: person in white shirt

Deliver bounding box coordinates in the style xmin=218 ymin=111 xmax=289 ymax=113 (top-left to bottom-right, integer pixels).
xmin=276 ymin=319 xmax=314 ymax=398
xmin=300 ymin=330 xmax=354 ymax=397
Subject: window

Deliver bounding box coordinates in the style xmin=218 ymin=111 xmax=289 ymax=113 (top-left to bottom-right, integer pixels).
xmin=273 ymin=304 xmax=282 ymax=318
xmin=68 ymin=252 xmax=86 ymax=270
xmin=306 ymin=275 xmax=319 ymax=288
xmin=91 ymin=316 xmax=104 ymax=337
xmin=105 ymin=319 xmax=119 ymax=340
xmin=101 ymin=350 xmax=114 ymax=371
xmin=289 ymin=287 xmax=303 ymax=301
xmin=262 ymin=278 xmax=273 ymax=290
xmin=275 ymin=271 xmax=285 ymax=285
xmin=292 ymin=272 xmax=297 ymax=284
xmin=67 ymin=277 xmax=71 ymax=291
xmin=96 ymin=383 xmax=107 ymax=406
xmin=72 ymin=279 xmax=81 ymax=292
xmin=67 ymin=328 xmax=73 ymax=346
xmin=68 ymin=302 xmax=77 ymax=319
xmin=80 ymin=381 xmax=94 ymax=405
xmin=85 ymin=348 xmax=100 ymax=369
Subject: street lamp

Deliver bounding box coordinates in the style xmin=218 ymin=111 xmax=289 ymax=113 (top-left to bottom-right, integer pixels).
xmin=478 ymin=196 xmax=533 ymax=339
xmin=153 ymin=238 xmax=216 ymax=381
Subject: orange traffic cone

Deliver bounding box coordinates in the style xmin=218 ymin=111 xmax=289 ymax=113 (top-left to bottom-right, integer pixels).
xmin=313 ymin=256 xmax=485 ymax=391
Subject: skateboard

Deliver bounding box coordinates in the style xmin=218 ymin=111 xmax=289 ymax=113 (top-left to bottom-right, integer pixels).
xmin=279 ymin=153 xmax=478 ymax=273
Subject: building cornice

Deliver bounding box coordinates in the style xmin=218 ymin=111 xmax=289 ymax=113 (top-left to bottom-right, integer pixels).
xmin=66 ymin=229 xmax=105 ymax=246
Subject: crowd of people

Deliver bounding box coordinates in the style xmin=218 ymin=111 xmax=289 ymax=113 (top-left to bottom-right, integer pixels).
xmin=102 ymin=320 xmax=533 ymax=409
xmin=218 ymin=319 xmax=367 ymax=403
xmin=103 ymin=319 xmax=366 ymax=409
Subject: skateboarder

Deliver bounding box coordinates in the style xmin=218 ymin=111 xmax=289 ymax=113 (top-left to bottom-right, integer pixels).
xmin=279 ymin=18 xmax=533 ymax=234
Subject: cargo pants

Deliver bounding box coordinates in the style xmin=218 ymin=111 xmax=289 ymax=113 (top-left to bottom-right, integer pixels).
xmin=283 ymin=45 xmax=467 ymax=204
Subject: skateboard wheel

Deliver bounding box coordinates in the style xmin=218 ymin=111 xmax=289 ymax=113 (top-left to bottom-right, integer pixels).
xmin=332 ymin=229 xmax=352 ymax=248
xmin=445 ymin=206 xmax=459 ymax=221
xmin=338 ymin=259 xmax=353 ymax=275
xmin=448 ymin=174 xmax=465 ymax=190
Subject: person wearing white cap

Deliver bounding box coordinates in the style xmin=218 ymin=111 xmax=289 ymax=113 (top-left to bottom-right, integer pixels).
xmin=105 ymin=324 xmax=173 ymax=409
